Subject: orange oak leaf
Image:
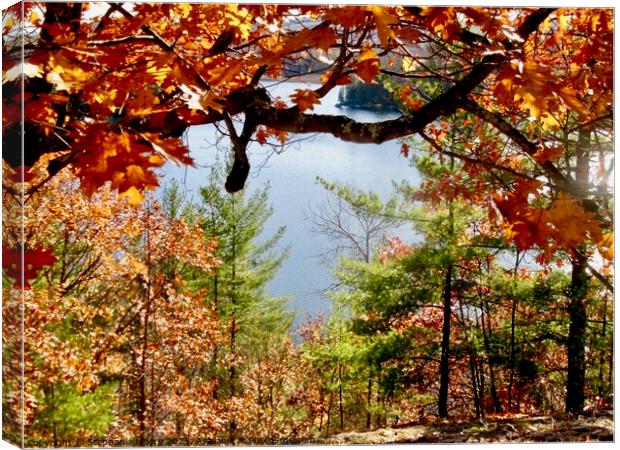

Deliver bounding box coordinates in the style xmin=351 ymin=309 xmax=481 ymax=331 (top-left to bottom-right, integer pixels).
xmin=354 ymin=47 xmax=380 ymax=83
xmin=290 ymin=89 xmax=320 ymax=112
xmin=533 ymin=145 xmax=565 ymax=164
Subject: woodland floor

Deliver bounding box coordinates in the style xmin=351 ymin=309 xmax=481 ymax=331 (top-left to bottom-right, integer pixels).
xmin=315 ymin=412 xmax=614 ymax=444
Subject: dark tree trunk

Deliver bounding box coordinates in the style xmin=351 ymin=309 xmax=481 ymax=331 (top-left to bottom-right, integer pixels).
xmin=459 ymin=297 xmax=480 ymax=418
xmin=597 ymin=294 xmax=608 ymax=399
xmin=476 ymin=315 xmax=486 ymax=418
xmin=507 ymin=297 xmax=517 ymax=411
xmin=481 ymin=302 xmax=502 ymax=413
xmin=565 ymin=129 xmax=591 ymax=415
xmin=366 ymin=376 xmax=372 ymax=429
xmin=438 ymin=264 xmax=452 ymax=418
xmin=326 ymin=388 xmax=334 ymax=436
xmin=566 ymin=253 xmax=588 ymax=414
xmin=211 ymin=270 xmax=220 ymax=399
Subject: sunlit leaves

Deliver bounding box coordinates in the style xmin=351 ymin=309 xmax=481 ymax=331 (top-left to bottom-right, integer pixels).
xmin=532 ymin=145 xmax=565 ymax=164
xmin=495 ymin=184 xmax=605 ymax=260
xmin=491 ymin=9 xmax=612 ymax=129
xmin=353 ymin=47 xmax=380 ymax=83
xmin=546 ymin=193 xmax=603 ymax=252
xmin=290 ymin=89 xmax=320 ymax=112
xmin=202 ymin=55 xmax=245 ymax=88
xmin=420 ymin=7 xmax=461 ymax=41
xmin=3 ymin=3 xmax=613 ymax=266
xmin=274 ymin=24 xmax=337 ymax=56
xmin=321 ymin=6 xmax=368 ymax=28
xmin=72 ymin=127 xmax=152 ymax=194
xmin=45 ymin=53 xmax=90 ymax=93
xmin=367 ymin=6 xmax=399 ymax=48
xmin=1 ymin=161 xmax=225 ymax=439
xmin=70 ymin=125 xmax=191 ymax=203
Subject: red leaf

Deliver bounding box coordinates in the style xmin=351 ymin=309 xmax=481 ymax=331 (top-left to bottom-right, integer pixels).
xmin=400 ymin=143 xmax=410 ymax=158
xmin=2 ymin=246 xmax=57 ymax=289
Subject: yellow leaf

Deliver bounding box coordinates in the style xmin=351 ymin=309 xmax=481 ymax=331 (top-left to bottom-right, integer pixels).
xmin=401 ymin=56 xmax=416 ymax=73
xmin=533 ymin=145 xmax=564 ymax=163
xmin=119 ymin=186 xmax=144 ymax=206
xmin=515 ymin=89 xmax=543 ymax=118
xmin=146 ymin=61 xmax=172 ymax=84
xmin=597 ymin=232 xmax=614 ymax=261
xmin=558 ymin=86 xmax=589 ymax=119
xmin=4 ymin=16 xmax=15 ymax=29
xmin=30 ymin=11 xmax=40 ymax=25
xmin=148 ymin=154 xmax=165 ymax=165
xmin=547 ymin=193 xmax=602 ymax=249
xmin=199 ymin=92 xmax=224 ymax=112
xmin=367 ymin=6 xmax=399 ymax=48
xmin=205 ymin=58 xmax=243 ymax=87
xmin=558 ymin=14 xmax=570 ymax=32
xmin=539 ymin=112 xmax=561 ymax=131
xmin=45 ymin=54 xmax=89 ymax=93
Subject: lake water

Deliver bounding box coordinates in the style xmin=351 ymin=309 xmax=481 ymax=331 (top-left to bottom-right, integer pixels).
xmin=161 ymin=82 xmax=420 ymax=328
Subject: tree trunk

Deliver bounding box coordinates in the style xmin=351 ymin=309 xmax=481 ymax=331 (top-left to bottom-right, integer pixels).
xmin=366 ymin=376 xmax=372 ymax=429
xmin=459 ymin=297 xmax=480 ymax=418
xmin=138 ymin=204 xmax=153 ymax=447
xmin=229 ymin=199 xmax=238 ymax=441
xmin=507 ymin=297 xmax=517 ymax=410
xmin=211 ymin=271 xmax=220 ymax=399
xmin=566 ymin=252 xmax=588 ymax=414
xmin=326 ymin=389 xmax=334 ymax=436
xmin=565 ymin=129 xmax=591 ymax=414
xmin=338 ymin=364 xmax=344 ymax=431
xmin=597 ymin=294 xmax=608 ymax=399
xmin=481 ymin=302 xmax=502 ymax=413
xmin=438 ymin=264 xmax=452 ymax=418
xmin=476 ymin=315 xmax=486 ymax=418
xmin=507 ymin=251 xmax=520 ymax=411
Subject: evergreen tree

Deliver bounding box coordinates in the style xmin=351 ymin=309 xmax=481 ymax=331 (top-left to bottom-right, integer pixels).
xmin=165 ymin=161 xmax=293 ymax=398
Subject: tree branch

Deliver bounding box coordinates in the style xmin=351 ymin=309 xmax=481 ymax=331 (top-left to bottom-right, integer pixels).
xmin=460 ymin=98 xmax=606 ymax=220
xmin=241 ymin=9 xmax=554 ymax=146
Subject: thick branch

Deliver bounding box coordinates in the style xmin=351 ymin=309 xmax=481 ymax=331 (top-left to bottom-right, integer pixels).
xmin=244 ymin=9 xmax=554 ymax=145
xmin=223 ymin=114 xmax=256 ymax=193
xmin=586 ymin=261 xmax=614 ymax=293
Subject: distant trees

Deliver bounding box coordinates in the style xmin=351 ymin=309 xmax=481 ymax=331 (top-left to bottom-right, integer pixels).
xmin=337 ymin=79 xmax=399 ymax=111
xmin=303 ymin=121 xmax=612 ymax=430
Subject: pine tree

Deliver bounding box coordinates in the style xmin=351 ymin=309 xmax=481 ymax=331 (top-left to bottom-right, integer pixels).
xmin=165 ymin=161 xmax=293 ymax=399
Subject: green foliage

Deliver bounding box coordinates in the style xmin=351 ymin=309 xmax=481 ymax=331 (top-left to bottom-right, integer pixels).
xmin=164 ymin=158 xmax=293 ymax=401
xmin=195 ymin=161 xmax=292 ymax=339
xmin=164 ymin=162 xmax=293 ymax=341
xmin=33 ymin=382 xmax=117 ymax=441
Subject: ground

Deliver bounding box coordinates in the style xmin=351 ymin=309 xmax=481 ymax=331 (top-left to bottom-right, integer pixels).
xmin=315 ymin=412 xmax=613 ymax=444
